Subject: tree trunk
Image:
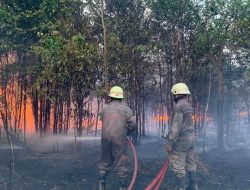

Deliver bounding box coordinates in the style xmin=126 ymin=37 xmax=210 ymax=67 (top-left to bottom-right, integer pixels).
xmin=53 ymin=96 xmax=58 ymax=134
xmin=245 ymin=100 xmax=250 ymax=140
xmin=39 ymin=96 xmax=44 ymax=137
xmin=65 ymin=98 xmax=70 ymax=133
xmin=210 ymin=51 xmax=225 ymax=151
xmin=203 ymin=66 xmax=212 ymax=157
xmin=23 ymin=79 xmax=27 ymax=143
xmin=216 ymin=63 xmax=225 ymax=151
xmin=226 ymin=63 xmax=232 ymax=146
xmin=95 ymin=98 xmax=100 ymax=136
xmin=58 ymin=100 xmax=63 ymax=133
xmin=32 ymin=90 xmax=39 ymax=132
xmin=17 ymin=77 xmax=23 ymax=133
xmin=77 ymin=97 xmax=83 ymax=136
xmin=100 ymin=0 xmax=109 ymax=101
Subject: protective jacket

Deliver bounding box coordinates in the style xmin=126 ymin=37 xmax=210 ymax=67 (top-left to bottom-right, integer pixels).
xmin=166 ymin=98 xmax=195 ymax=150
xmin=100 ymin=100 xmax=136 ymax=142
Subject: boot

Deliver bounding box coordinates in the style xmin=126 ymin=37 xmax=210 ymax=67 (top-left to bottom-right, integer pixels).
xmin=98 ymin=182 xmax=105 ymax=190
xmin=119 ymin=187 xmax=127 ymax=190
xmin=119 ymin=177 xmax=127 ymax=190
xmin=186 ymin=171 xmax=198 ymax=190
xmin=174 ymin=176 xmax=186 ymax=190
xmin=98 ymin=171 xmax=107 ymax=190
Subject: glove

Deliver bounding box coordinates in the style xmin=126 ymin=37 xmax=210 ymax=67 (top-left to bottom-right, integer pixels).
xmin=166 ymin=144 xmax=173 ymax=153
xmin=127 ymin=128 xmax=135 ymax=136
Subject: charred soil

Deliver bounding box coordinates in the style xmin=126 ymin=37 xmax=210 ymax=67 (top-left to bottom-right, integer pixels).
xmin=0 ymin=136 xmax=250 ymax=190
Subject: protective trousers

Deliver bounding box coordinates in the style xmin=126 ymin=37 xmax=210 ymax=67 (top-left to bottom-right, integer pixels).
xmin=168 ymin=146 xmax=196 ymax=189
xmin=168 ymin=147 xmax=196 ymax=178
xmin=98 ymin=139 xmax=128 ymax=188
xmin=187 ymin=171 xmax=199 ymax=190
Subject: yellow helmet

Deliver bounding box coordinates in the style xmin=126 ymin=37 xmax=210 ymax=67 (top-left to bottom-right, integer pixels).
xmin=171 ymin=83 xmax=191 ymax=95
xmin=108 ymin=86 xmax=124 ymax=99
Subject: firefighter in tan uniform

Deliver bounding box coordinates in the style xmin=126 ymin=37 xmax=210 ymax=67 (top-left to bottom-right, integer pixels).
xmin=98 ymin=86 xmax=136 ymax=190
xmin=165 ymin=83 xmax=198 ymax=190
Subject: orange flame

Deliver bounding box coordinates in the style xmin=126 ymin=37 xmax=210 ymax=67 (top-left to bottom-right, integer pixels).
xmin=192 ymin=115 xmax=213 ymax=122
xmin=153 ymin=115 xmax=170 ymax=121
xmin=238 ymin=111 xmax=248 ymax=117
xmin=152 ymin=114 xmax=213 ymax=123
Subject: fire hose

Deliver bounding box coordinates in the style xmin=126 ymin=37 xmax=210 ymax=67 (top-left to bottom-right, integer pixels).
xmin=145 ymin=159 xmax=169 ymax=190
xmin=127 ymin=137 xmax=169 ymax=190
xmin=127 ymin=138 xmax=138 ymax=190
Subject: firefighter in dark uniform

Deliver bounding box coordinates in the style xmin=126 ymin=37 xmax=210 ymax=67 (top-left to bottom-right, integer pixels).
xmin=98 ymin=86 xmax=136 ymax=190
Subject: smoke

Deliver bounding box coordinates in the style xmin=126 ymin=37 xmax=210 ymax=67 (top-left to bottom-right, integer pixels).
xmin=25 ymin=133 xmax=101 ymax=153
xmin=0 ymin=144 xmax=23 ymax=150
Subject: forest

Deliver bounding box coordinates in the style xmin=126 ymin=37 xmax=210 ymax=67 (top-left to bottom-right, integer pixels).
xmin=0 ymin=0 xmax=250 ymax=189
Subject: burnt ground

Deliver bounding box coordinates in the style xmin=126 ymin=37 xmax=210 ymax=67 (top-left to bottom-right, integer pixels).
xmin=0 ymin=136 xmax=250 ymax=190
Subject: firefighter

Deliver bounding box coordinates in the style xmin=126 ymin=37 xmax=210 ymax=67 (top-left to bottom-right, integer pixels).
xmin=165 ymin=83 xmax=198 ymax=190
xmin=97 ymin=86 xmax=136 ymax=190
